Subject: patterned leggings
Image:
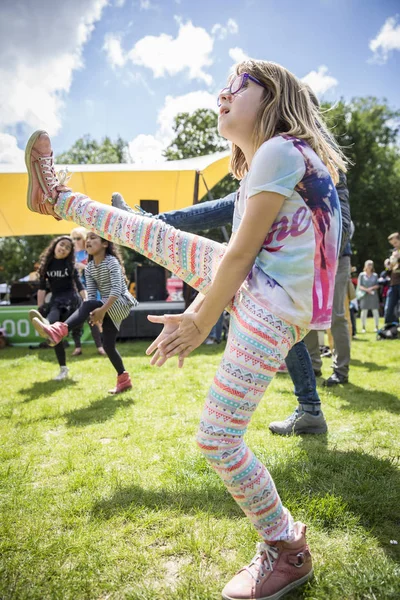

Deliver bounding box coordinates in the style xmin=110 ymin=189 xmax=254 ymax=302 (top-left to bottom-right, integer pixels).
xmin=55 ymin=192 xmax=305 ymax=542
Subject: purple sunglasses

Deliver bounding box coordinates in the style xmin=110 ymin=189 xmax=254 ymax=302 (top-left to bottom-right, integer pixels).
xmin=217 ymin=72 xmax=267 ymax=107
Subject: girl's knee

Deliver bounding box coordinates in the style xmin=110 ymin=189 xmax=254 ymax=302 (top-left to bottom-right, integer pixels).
xmin=195 ymin=426 xmax=241 ymax=464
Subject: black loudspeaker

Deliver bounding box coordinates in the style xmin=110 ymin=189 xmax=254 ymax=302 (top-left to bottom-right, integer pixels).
xmin=135 ymin=266 xmax=167 ymax=302
xmin=118 ymin=301 xmax=185 ymax=339
xmin=10 ymin=281 xmax=39 ymax=305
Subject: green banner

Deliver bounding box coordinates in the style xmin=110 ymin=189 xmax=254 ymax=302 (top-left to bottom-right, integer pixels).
xmin=0 ymin=306 xmax=93 ymax=346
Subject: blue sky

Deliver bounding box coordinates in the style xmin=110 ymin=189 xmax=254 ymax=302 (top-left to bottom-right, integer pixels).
xmin=0 ymin=0 xmax=399 ymax=165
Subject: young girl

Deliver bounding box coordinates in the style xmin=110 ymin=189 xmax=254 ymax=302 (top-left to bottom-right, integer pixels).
xmin=32 ymin=233 xmax=137 ymax=394
xmin=70 ymin=226 xmax=106 ymax=356
xmin=29 ymin=236 xmax=87 ymax=380
xmin=357 ymin=260 xmax=380 ymax=332
xmin=25 ymin=59 xmax=344 ymax=599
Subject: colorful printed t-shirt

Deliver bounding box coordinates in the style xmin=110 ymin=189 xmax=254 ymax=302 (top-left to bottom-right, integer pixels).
xmin=233 ymin=134 xmax=341 ymax=329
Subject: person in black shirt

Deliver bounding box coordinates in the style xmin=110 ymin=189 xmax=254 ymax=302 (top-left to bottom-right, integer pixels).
xmin=29 ymin=236 xmax=87 ymax=380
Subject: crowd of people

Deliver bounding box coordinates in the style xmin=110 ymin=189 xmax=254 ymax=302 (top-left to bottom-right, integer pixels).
xmin=23 ymin=58 xmax=399 ymax=600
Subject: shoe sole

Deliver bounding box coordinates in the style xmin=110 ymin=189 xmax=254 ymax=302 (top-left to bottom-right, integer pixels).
xmin=111 ymin=192 xmax=135 ymax=213
xmin=32 ymin=317 xmax=57 ymax=346
xmin=28 ymin=309 xmax=49 ymax=327
xmin=222 ymin=568 xmax=313 ymax=600
xmin=25 ymin=129 xmax=48 ymax=212
xmin=269 ymin=426 xmax=327 ymax=436
xmin=108 ymin=384 xmax=133 ymax=395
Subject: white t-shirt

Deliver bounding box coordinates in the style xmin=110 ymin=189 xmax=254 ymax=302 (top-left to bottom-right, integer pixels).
xmin=233 ymin=134 xmax=341 ymax=329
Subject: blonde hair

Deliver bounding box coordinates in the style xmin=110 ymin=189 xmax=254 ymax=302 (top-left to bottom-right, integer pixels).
xmin=363 ymin=260 xmax=374 ymax=272
xmin=229 ymin=60 xmax=347 ymax=183
xmin=71 ymin=226 xmax=88 ymax=240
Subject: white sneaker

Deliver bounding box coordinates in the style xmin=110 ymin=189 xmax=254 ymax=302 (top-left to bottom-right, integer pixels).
xmin=362 ymin=329 xmax=366 ymax=333
xmin=54 ymin=366 xmax=69 ymax=381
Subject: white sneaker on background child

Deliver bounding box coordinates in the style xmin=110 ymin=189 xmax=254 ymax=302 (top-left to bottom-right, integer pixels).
xmin=54 ymin=366 xmax=69 ymax=381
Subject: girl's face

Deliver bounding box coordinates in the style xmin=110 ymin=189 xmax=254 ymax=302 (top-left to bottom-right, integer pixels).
xmin=217 ymin=74 xmax=265 ymax=146
xmin=72 ymin=232 xmax=85 ymax=250
xmin=54 ymin=238 xmax=72 ymax=259
xmin=86 ymin=232 xmax=107 ymax=256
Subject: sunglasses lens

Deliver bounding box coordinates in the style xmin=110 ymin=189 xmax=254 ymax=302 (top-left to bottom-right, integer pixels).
xmin=230 ymin=74 xmax=243 ymax=95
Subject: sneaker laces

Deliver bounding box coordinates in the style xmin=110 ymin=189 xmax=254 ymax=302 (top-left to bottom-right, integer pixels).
xmin=38 ymin=156 xmax=71 ymax=201
xmin=284 ymin=408 xmax=300 ymax=425
xmin=245 ymin=542 xmax=279 ymax=582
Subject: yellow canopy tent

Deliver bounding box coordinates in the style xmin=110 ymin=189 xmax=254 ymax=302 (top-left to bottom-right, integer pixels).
xmin=0 ymin=151 xmax=230 ymax=237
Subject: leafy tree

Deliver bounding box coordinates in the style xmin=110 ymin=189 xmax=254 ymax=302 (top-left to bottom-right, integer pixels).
xmin=56 ymin=134 xmax=129 ymax=164
xmin=0 ymin=235 xmax=52 ymax=285
xmin=322 ymin=97 xmax=400 ymax=270
xmin=163 ymin=109 xmax=228 ymax=160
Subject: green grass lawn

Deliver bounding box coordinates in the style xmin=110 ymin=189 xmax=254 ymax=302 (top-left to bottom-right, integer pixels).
xmin=1 ymin=328 xmax=399 ymax=600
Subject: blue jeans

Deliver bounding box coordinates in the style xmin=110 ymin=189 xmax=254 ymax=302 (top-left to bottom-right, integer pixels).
xmin=157 ymin=195 xmax=321 ymax=412
xmin=209 ymin=312 xmax=224 ymax=342
xmin=385 ymin=284 xmax=400 ymax=324
xmin=157 ymin=193 xmax=236 ymax=231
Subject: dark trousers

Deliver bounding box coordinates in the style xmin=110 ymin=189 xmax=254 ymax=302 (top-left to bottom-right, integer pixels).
xmin=47 ymin=294 xmax=80 ymax=367
xmin=47 ymin=305 xmax=68 ymax=367
xmin=65 ymin=300 xmax=125 ymax=375
xmin=71 ymin=322 xmax=103 ymax=349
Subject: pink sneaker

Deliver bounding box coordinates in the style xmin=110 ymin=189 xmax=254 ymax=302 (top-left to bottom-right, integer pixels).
xmin=222 ymin=523 xmax=313 ymax=600
xmin=109 ymin=372 xmax=132 ymax=394
xmin=32 ymin=319 xmax=68 ymax=347
xmin=25 ymin=130 xmax=71 ymax=218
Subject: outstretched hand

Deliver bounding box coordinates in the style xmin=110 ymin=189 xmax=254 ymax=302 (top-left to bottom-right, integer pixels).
xmin=146 ymin=313 xmax=208 ymax=367
xmin=146 ymin=314 xmax=182 ymax=367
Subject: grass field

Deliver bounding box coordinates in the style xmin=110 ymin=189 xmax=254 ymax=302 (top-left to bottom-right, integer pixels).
xmin=0 ymin=327 xmax=399 ymax=600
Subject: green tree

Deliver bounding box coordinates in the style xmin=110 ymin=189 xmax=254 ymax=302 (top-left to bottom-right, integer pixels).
xmin=163 ymin=109 xmax=228 ymax=160
xmin=0 ymin=236 xmax=52 ymax=285
xmin=56 ymin=134 xmax=129 ymax=164
xmin=322 ymin=97 xmax=400 ymax=270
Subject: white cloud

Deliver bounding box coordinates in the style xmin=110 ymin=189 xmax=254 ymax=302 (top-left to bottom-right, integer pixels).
xmin=0 ymin=0 xmax=107 ymax=138
xmin=229 ymin=47 xmax=250 ymax=63
xmin=103 ymin=33 xmax=126 ymax=69
xmin=369 ymin=15 xmax=400 ymax=64
xmin=301 ymin=65 xmax=338 ymax=97
xmin=128 ymin=134 xmax=166 ymax=163
xmin=126 ymin=20 xmax=214 ymax=85
xmin=114 ymin=0 xmax=125 ymax=6
xmin=212 ymin=18 xmax=239 ymax=40
xmin=128 ymin=90 xmax=217 ymax=163
xmin=0 ymin=133 xmax=25 ymax=166
xmin=157 ymin=91 xmax=217 ymax=140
